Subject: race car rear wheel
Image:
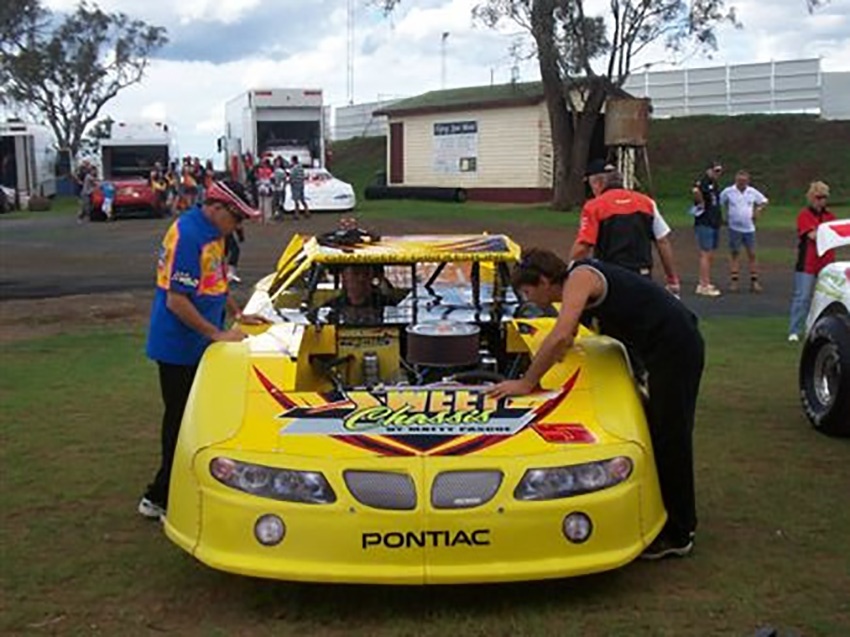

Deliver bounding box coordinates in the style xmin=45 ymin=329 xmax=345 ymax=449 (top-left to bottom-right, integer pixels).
xmin=799 ymin=314 xmax=850 ymax=437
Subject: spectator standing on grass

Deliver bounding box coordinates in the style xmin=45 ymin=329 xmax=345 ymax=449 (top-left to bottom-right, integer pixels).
xmin=288 ymin=155 xmax=310 ymax=219
xmin=787 ymin=181 xmax=837 ymax=342
xmin=719 ymin=170 xmax=769 ymax=293
xmin=692 ymin=161 xmax=724 ymax=297
xmin=73 ymin=160 xmax=90 ymax=206
xmin=76 ymin=165 xmax=96 ymax=222
xmin=139 ymin=180 xmax=264 ymax=520
xmin=178 ymin=165 xmax=198 ymax=213
xmin=204 ymin=160 xmax=215 ymax=188
xmin=272 ymin=156 xmax=287 ymax=220
xmin=244 ymin=153 xmax=258 ymax=205
xmin=571 ymin=161 xmax=681 ymax=296
xmin=489 ymin=249 xmax=704 ymax=559
xmin=225 ymin=221 xmax=245 ymax=283
xmin=150 ymin=169 xmax=168 ymax=217
xmin=100 ymin=177 xmax=115 ymax=221
xmin=255 ymin=158 xmax=274 ymax=223
xmin=165 ymin=168 xmax=178 ymax=215
xmin=193 ymin=158 xmax=206 ymax=204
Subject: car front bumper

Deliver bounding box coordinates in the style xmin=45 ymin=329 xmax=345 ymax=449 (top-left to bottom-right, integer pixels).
xmin=164 ymin=444 xmax=665 ymax=584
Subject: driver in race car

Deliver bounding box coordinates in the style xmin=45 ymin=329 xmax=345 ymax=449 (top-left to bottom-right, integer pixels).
xmin=323 ymin=264 xmax=395 ymax=325
xmin=489 ymin=248 xmax=705 ymax=561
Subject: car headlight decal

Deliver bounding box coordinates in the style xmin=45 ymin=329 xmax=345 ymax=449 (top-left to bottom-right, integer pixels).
xmin=210 ymin=457 xmax=336 ymax=504
xmin=514 ymin=457 xmax=633 ymax=501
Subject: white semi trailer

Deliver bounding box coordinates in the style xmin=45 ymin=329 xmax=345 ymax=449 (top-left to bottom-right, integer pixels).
xmin=222 ymin=88 xmax=325 ymax=178
xmin=0 ymin=120 xmax=57 ymax=209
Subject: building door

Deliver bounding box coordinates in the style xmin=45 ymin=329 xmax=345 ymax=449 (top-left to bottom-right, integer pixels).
xmin=389 ymin=122 xmax=404 ymax=184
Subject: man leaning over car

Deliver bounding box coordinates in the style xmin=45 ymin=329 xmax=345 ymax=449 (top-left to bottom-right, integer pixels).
xmin=138 ymin=180 xmax=265 ymax=520
xmin=490 ymin=250 xmax=704 ymax=560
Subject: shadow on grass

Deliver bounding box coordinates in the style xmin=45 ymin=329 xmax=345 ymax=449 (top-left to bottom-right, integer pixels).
xmin=174 ymin=558 xmax=662 ymax=625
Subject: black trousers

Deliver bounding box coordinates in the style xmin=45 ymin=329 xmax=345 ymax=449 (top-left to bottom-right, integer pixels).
xmin=225 ymin=233 xmax=241 ymax=268
xmin=144 ymin=362 xmax=198 ymax=507
xmin=646 ymin=331 xmax=705 ymax=543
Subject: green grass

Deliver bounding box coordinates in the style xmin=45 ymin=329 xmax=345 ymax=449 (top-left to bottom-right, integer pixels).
xmin=1 ymin=195 xmax=79 ymax=220
xmin=354 ymin=196 xmax=848 ymax=232
xmin=2 ymin=320 xmax=849 ymax=636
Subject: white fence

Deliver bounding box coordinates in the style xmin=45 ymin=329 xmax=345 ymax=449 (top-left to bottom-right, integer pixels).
xmin=333 ymin=99 xmax=400 ymax=141
xmin=622 ymin=58 xmax=839 ymax=118
xmin=822 ymin=72 xmax=850 ymax=120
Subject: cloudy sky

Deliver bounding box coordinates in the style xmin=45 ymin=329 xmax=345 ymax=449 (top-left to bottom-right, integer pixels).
xmin=37 ymin=0 xmax=850 ymax=160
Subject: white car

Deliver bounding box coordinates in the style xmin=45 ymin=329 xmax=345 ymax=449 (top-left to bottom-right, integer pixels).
xmin=800 ymin=219 xmax=850 ymax=436
xmin=1 ymin=184 xmax=16 ymax=213
xmin=282 ymin=168 xmax=355 ymax=213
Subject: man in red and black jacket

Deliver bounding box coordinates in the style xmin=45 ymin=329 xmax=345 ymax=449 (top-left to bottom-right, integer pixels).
xmin=571 ymin=161 xmax=680 ymax=296
xmin=788 ymin=181 xmax=837 ymax=342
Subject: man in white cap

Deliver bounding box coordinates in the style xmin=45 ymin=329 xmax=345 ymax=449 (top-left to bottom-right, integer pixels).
xmin=138 ymin=180 xmax=264 ymax=520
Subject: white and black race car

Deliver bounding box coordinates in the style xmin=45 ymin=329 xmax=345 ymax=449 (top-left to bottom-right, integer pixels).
xmin=799 ymin=219 xmax=850 ymax=436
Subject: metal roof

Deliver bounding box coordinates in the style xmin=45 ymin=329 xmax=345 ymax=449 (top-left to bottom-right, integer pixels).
xmin=374 ymin=82 xmax=545 ymax=117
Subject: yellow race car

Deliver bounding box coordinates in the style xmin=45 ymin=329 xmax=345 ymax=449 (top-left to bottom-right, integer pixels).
xmin=164 ymin=229 xmax=666 ymax=584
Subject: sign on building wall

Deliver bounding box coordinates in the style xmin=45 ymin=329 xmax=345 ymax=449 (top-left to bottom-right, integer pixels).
xmin=433 ymin=121 xmax=478 ymax=174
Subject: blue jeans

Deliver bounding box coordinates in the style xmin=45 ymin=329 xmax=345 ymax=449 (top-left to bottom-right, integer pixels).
xmin=729 ymin=229 xmax=756 ymax=252
xmin=694 ymin=225 xmax=720 ymax=252
xmin=788 ymin=272 xmax=816 ymax=336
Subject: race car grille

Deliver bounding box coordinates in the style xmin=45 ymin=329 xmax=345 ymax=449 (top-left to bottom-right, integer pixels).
xmin=431 ymin=470 xmax=503 ymax=509
xmin=343 ymin=471 xmax=416 ymax=510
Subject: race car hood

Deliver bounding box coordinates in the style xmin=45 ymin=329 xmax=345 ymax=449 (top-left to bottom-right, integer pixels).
xmin=817 ymin=218 xmax=850 ymax=255
xmin=197 ymin=325 xmax=648 ymax=462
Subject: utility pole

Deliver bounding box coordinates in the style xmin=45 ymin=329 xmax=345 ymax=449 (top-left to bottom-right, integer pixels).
xmin=347 ymin=0 xmax=355 ymax=105
xmin=441 ymin=32 xmax=449 ymax=90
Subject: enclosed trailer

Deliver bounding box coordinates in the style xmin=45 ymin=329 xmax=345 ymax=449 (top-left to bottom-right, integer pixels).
xmin=0 ymin=121 xmax=57 ymax=208
xmin=222 ymin=88 xmax=325 ymax=178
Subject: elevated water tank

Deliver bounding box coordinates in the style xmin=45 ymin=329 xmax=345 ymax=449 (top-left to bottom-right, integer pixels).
xmin=605 ymin=98 xmax=650 ymax=146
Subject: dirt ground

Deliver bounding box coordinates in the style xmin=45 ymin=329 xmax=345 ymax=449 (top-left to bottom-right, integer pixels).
xmin=0 ymin=211 xmax=797 ymax=341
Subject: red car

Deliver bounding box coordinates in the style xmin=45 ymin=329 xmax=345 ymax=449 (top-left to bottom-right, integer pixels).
xmin=90 ymin=178 xmax=159 ymax=220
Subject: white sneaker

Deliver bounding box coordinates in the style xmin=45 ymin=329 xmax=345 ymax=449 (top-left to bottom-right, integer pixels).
xmin=138 ymin=497 xmax=165 ymax=520
xmin=788 ymin=334 xmax=800 ymax=343
xmin=695 ymin=284 xmax=721 ymax=297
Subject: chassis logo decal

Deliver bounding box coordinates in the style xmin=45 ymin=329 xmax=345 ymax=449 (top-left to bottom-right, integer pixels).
xmin=253 ymin=367 xmax=587 ymax=455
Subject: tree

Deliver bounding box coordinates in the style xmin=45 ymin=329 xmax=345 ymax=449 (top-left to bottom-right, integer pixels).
xmin=374 ymin=0 xmax=827 ymax=209
xmin=79 ymin=116 xmax=115 ymax=162
xmin=1 ymin=1 xmax=167 ymax=159
xmin=473 ymin=0 xmax=741 ymax=207
xmin=0 ymin=0 xmax=45 ymax=53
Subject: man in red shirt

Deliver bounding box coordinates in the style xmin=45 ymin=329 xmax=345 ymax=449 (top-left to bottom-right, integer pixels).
xmin=788 ymin=181 xmax=837 ymax=342
xmin=571 ymin=162 xmax=680 ymax=295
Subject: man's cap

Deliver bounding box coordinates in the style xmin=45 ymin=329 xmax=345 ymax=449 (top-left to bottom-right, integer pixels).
xmin=206 ymin=180 xmax=260 ymax=219
xmin=585 ymin=159 xmax=615 ymax=178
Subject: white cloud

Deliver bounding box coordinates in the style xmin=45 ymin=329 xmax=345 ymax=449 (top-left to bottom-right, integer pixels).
xmin=174 ymin=0 xmax=264 ymax=24
xmin=30 ymin=0 xmax=850 ymax=160
xmin=139 ymin=101 xmax=168 ymax=122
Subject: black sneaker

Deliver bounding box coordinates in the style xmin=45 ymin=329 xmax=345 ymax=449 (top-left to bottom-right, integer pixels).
xmin=640 ymin=534 xmax=694 ymax=560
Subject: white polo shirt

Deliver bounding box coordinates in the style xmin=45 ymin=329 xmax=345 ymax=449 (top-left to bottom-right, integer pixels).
xmin=720 ymin=185 xmax=768 ymax=233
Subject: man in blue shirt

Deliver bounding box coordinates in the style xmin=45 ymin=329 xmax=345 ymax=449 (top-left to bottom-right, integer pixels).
xmin=139 ymin=180 xmax=262 ymax=520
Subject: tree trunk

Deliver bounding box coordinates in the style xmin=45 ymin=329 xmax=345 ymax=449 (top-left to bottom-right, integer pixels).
xmin=565 ymin=82 xmax=607 ymax=207
xmin=531 ymin=0 xmax=572 ymax=211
